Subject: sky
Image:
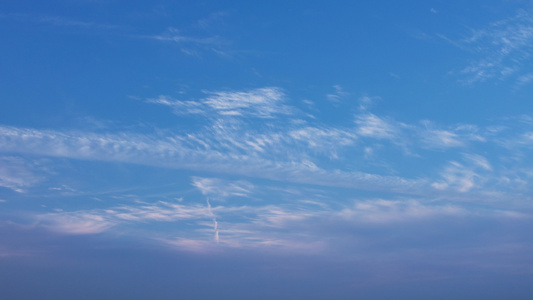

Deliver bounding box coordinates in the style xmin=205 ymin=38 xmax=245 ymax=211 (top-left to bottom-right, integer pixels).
xmin=1 ymin=0 xmax=533 ymax=299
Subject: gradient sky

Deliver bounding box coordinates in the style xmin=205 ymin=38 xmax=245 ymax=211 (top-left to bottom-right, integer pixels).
xmin=2 ymin=1 xmax=533 ymax=299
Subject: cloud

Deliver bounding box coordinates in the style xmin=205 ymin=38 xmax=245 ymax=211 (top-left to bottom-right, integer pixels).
xmin=449 ymin=8 xmax=533 ymax=84
xmin=36 ymin=200 xmax=212 ymax=236
xmin=147 ymin=87 xmax=292 ymax=118
xmin=57 ymin=195 xmax=529 ymax=255
xmin=358 ymin=95 xmax=380 ymax=111
xmin=4 ymin=87 xmax=533 ymax=201
xmin=113 ymin=203 xmax=209 ymax=222
xmin=326 ymin=85 xmax=347 ymax=103
xmin=203 ymin=87 xmax=291 ymax=117
xmin=20 ymin=167 xmax=531 ymax=257
xmin=146 ymin=95 xmax=205 ymax=115
xmin=431 ymin=159 xmax=492 ymax=193
xmin=516 ymin=73 xmax=533 ymax=87
xmin=355 ymin=113 xmax=399 ymax=140
xmin=206 ymin=198 xmax=219 ymax=243
xmin=150 ymin=29 xmax=220 ymax=45
xmin=38 ymin=212 xmax=114 ymax=235
xmin=288 ymin=127 xmax=357 ymax=158
xmin=147 ymin=26 xmax=229 ymax=56
xmin=338 ymin=199 xmax=466 ymax=224
xmin=419 ymin=122 xmax=485 ymax=149
xmin=0 ymin=156 xmax=44 ymax=193
xmin=463 ymin=153 xmax=492 ymax=171
xmin=192 ymin=177 xmax=254 ymax=200
xmin=421 ymin=129 xmax=464 ymax=148
xmin=0 ymin=121 xmax=425 ymax=194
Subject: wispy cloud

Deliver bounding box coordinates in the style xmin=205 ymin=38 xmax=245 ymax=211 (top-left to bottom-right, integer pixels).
xmin=356 ymin=113 xmax=399 ymax=140
xmin=358 ymin=95 xmax=380 ymax=111
xmin=38 ymin=212 xmax=115 ymax=235
xmin=516 ymin=72 xmax=533 ymax=87
xmin=0 ymin=124 xmax=424 ymax=193
xmin=326 ymin=85 xmax=348 ymax=103
xmin=445 ymin=8 xmax=533 ymax=84
xmin=192 ymin=177 xmax=254 ymax=200
xmin=206 ymin=198 xmax=219 ymax=243
xmin=338 ymin=199 xmax=466 ymax=224
xmin=0 ymin=156 xmax=44 ymax=193
xmin=419 ymin=122 xmax=485 ymax=149
xmin=146 ymin=95 xmax=205 ymax=115
xmin=288 ymin=127 xmax=356 ymax=159
xmin=36 ymin=199 xmax=212 ymax=235
xmin=463 ymin=153 xmax=492 ymax=171
xmin=28 ymin=176 xmax=530 ymax=255
xmin=150 ymin=28 xmax=221 ymax=45
xmin=147 ymin=26 xmax=228 ymax=56
xmin=431 ymin=152 xmax=496 ymax=193
xmin=431 ymin=161 xmax=479 ymax=192
xmin=147 ymin=87 xmax=292 ymax=118
xmin=203 ymin=87 xmax=292 ymax=117
xmin=421 ymin=129 xmax=464 ymax=148
xmin=4 ymin=87 xmax=533 ymax=202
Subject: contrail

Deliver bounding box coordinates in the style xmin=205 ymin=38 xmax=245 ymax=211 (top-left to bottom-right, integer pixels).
xmin=206 ymin=197 xmax=219 ymax=243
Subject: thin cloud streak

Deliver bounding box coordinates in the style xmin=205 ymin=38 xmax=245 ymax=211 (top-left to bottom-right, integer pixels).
xmin=26 ymin=184 xmax=531 ymax=254
xmin=147 ymin=87 xmax=293 ymax=118
xmin=206 ymin=198 xmax=219 ymax=243
xmin=442 ymin=8 xmax=533 ymax=84
xmin=0 ymin=125 xmax=425 ymax=193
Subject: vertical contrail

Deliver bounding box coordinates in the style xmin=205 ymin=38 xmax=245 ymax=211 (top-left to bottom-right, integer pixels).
xmin=206 ymin=197 xmax=219 ymax=243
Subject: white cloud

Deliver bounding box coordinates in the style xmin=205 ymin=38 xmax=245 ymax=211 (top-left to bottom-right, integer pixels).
xmin=463 ymin=153 xmax=492 ymax=171
xmin=112 ymin=201 xmax=210 ymax=222
xmin=358 ymin=95 xmax=380 ymax=111
xmin=326 ymin=85 xmax=347 ymax=103
xmin=206 ymin=198 xmax=219 ymax=243
xmin=203 ymin=87 xmax=291 ymax=118
xmin=192 ymin=177 xmax=254 ymax=200
xmin=453 ymin=8 xmax=533 ymax=84
xmin=151 ymin=32 xmax=219 ymax=45
xmin=355 ymin=113 xmax=398 ymax=139
xmin=147 ymin=27 xmax=227 ymax=56
xmin=288 ymin=127 xmax=356 ymax=158
xmin=38 ymin=212 xmax=115 ymax=235
xmin=146 ymin=95 xmax=205 ymax=115
xmin=0 ymin=156 xmax=44 ymax=193
xmin=0 ymin=123 xmax=427 ymax=193
xmin=421 ymin=129 xmax=464 ymax=148
xmin=148 ymin=27 xmax=223 ymax=45
xmin=339 ymin=199 xmax=466 ymax=224
xmin=432 ymin=161 xmax=481 ymax=192
xmin=25 ymin=171 xmax=532 ymax=256
xmin=147 ymin=87 xmax=292 ymax=118
xmin=516 ymin=73 xmax=533 ymax=87
xmin=36 ymin=200 xmax=212 ymax=235
xmin=5 ymin=99 xmax=533 ymax=200
xmin=419 ymin=123 xmax=485 ymax=149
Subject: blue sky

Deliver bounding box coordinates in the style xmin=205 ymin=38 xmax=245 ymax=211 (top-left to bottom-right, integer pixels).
xmin=2 ymin=1 xmax=533 ymax=299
